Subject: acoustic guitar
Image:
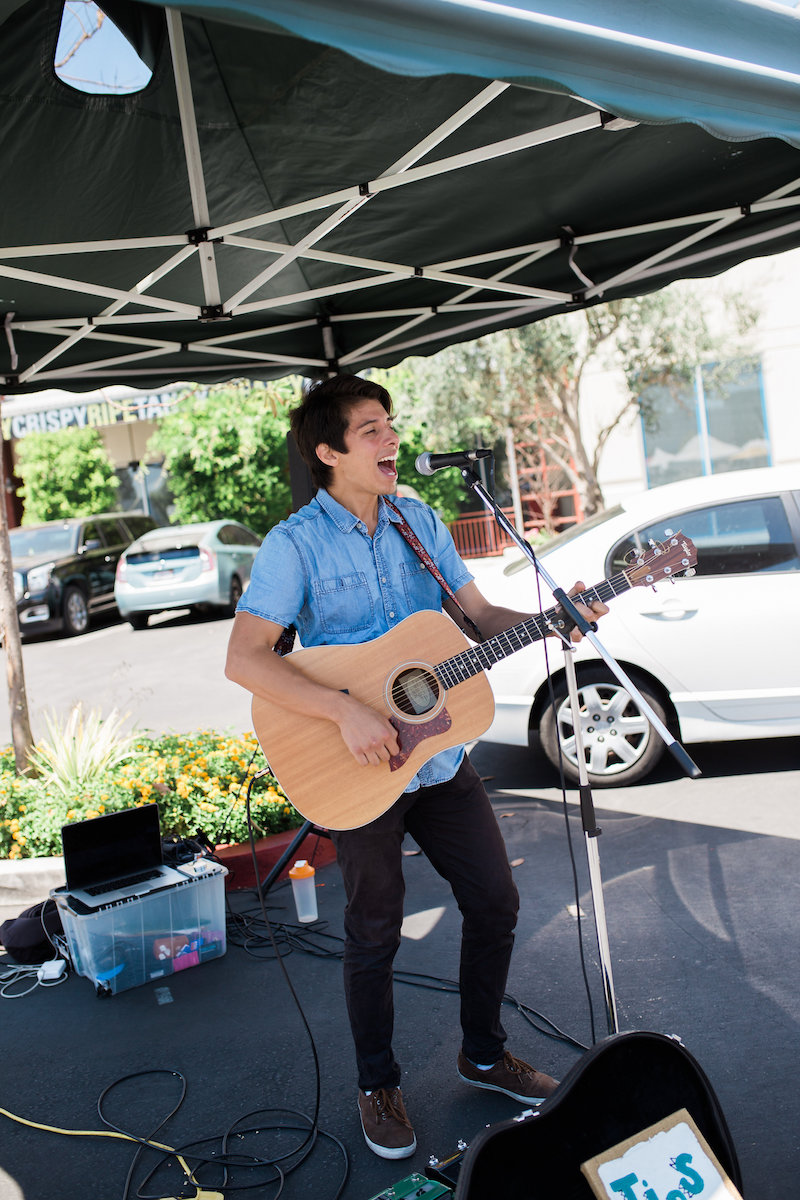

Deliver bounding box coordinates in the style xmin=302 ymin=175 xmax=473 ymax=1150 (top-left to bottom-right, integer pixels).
xmin=252 ymin=534 xmax=696 ymax=830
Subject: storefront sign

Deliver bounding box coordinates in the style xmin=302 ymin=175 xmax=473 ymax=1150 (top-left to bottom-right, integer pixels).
xmin=1 ymin=391 xmax=180 ymax=441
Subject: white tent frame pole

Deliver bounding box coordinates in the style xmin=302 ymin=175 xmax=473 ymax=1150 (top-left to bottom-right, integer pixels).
xmin=165 ymin=8 xmax=222 ymax=309
xmin=632 ymin=216 xmax=800 ymax=283
xmin=211 ymin=110 xmax=605 ymax=240
xmin=583 ymin=176 xmax=800 ymax=300
xmin=0 ymin=236 xmax=186 ymax=259
xmin=16 ymin=247 xmax=197 ymax=384
xmin=0 ymin=264 xmax=196 ymax=316
xmin=223 ymin=81 xmax=511 ymax=311
xmin=4 ymin=190 xmax=794 ymax=274
xmin=340 ymin=246 xmax=555 ymax=363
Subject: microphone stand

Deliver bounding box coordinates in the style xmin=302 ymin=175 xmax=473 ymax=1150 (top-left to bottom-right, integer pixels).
xmin=457 ymin=466 xmax=701 ymax=1035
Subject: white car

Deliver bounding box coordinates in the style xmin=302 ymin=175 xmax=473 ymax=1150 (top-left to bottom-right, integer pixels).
xmin=474 ymin=464 xmax=800 ymax=785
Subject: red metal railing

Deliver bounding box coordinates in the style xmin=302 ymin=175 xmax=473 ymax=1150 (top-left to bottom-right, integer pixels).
xmin=449 ymin=491 xmax=582 ymax=559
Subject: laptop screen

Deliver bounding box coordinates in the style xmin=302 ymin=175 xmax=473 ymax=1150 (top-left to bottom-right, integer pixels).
xmin=62 ymin=804 xmax=164 ymax=891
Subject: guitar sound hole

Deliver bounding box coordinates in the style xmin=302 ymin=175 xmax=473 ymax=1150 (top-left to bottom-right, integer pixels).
xmin=392 ymin=667 xmax=440 ymax=717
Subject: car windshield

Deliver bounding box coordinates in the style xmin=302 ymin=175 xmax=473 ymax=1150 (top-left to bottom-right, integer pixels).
xmin=503 ymin=504 xmax=624 ymax=574
xmin=9 ymin=525 xmax=77 ymax=558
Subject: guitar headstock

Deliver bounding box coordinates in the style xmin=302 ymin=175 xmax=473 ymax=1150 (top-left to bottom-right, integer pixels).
xmin=624 ymin=532 xmax=697 ymax=588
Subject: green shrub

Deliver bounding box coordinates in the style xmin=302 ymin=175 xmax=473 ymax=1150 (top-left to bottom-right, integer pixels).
xmin=15 ymin=428 xmax=119 ymax=524
xmin=0 ymin=731 xmax=301 ymax=860
xmin=27 ymin=704 xmax=142 ymax=794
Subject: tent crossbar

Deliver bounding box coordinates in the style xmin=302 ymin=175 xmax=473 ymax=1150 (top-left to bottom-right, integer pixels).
xmin=0 ymin=236 xmax=186 ymax=260
xmin=387 ymin=80 xmax=510 ymax=174
xmin=30 ymin=361 xmax=310 ymax=382
xmin=224 ymin=196 xmax=370 ymax=311
xmin=230 ymin=260 xmax=571 ymax=317
xmin=194 ymin=318 xmax=320 ymax=348
xmin=339 ymin=313 xmax=434 ymax=365
xmin=14 ymin=246 xmax=199 ymax=383
xmin=630 ymin=216 xmax=800 ymax=284
xmin=224 ymin=234 xmax=567 ymax=299
xmin=432 ymin=243 xmax=560 ymax=271
xmin=331 ymin=301 xmax=550 ymax=322
xmin=0 ymin=264 xmax=197 ymax=317
xmin=584 ymin=173 xmax=800 ymax=299
xmin=365 ymin=302 xmax=550 ymax=363
xmin=235 ymin=271 xmax=408 ymax=316
xmin=342 ymin=244 xmax=559 ymax=363
xmin=210 ymin=110 xmax=603 ymax=241
xmin=187 ymin=343 xmax=327 ymax=368
xmin=165 ymin=9 xmax=222 ymax=309
xmin=584 ymin=211 xmax=743 ymax=299
xmin=231 ymin=261 xmax=568 ymax=317
xmin=35 ymin=346 xmax=181 ymax=381
xmin=222 ymin=80 xmax=513 ymax=312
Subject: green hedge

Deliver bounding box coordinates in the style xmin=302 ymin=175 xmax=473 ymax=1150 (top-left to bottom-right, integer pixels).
xmin=0 ymin=731 xmax=301 ymax=860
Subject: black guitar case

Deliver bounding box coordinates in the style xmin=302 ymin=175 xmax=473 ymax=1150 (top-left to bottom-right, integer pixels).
xmin=452 ymin=1030 xmax=742 ymax=1199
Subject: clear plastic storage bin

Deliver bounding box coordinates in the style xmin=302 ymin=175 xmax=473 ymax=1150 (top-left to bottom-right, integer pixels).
xmin=52 ymin=860 xmax=227 ymax=996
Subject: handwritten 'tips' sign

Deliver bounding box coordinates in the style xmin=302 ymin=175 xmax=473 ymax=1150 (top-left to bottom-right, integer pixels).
xmin=581 ymin=1108 xmax=742 ymax=1200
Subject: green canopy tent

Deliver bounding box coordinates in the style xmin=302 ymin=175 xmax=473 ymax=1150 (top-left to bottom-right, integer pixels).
xmin=1 ymin=0 xmax=800 ymax=394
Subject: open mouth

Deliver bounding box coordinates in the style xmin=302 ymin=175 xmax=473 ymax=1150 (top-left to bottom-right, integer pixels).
xmin=378 ymin=455 xmax=397 ymax=478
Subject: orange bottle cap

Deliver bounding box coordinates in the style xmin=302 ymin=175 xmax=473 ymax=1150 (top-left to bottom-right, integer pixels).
xmin=289 ymin=859 xmax=315 ymax=879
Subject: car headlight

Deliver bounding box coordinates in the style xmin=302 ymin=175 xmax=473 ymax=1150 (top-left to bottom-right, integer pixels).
xmin=13 ymin=571 xmax=23 ymax=602
xmin=27 ymin=562 xmax=55 ymax=593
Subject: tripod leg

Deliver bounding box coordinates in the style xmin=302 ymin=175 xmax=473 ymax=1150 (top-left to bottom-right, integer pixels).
xmin=563 ymin=648 xmax=619 ymax=1035
xmin=258 ymin=820 xmax=330 ymax=897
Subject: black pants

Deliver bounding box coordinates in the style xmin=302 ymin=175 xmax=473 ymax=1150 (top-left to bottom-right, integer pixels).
xmin=331 ymin=756 xmax=520 ymax=1092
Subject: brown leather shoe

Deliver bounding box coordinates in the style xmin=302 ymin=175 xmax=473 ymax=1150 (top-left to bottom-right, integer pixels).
xmin=457 ymin=1050 xmax=559 ymax=1104
xmin=357 ymin=1086 xmax=417 ymax=1159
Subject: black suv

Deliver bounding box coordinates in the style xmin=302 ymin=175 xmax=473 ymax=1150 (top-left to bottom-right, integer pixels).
xmin=10 ymin=512 xmax=158 ymax=636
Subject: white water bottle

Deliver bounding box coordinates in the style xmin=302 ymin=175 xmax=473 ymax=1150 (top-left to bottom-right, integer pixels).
xmin=289 ymin=860 xmax=317 ymax=922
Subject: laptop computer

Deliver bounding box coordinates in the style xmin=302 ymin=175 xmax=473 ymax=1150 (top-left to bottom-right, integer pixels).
xmin=60 ymin=803 xmax=188 ymax=910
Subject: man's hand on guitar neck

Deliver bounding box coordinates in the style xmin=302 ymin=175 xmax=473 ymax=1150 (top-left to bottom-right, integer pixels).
xmin=444 ymin=578 xmax=609 ymax=645
xmin=564 ymin=580 xmax=609 ymax=642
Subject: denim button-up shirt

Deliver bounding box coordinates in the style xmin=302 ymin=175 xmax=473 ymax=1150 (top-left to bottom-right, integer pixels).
xmin=238 ymin=489 xmax=474 ymax=790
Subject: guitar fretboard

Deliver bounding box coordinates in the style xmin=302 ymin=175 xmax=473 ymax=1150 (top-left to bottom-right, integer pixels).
xmin=433 ymin=571 xmax=633 ymax=689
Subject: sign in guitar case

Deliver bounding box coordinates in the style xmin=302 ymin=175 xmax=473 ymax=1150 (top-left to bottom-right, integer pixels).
xmin=452 ymin=1031 xmax=742 ymax=1200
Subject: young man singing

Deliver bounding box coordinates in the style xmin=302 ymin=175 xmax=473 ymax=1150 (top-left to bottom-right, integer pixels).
xmin=225 ymin=374 xmax=607 ymax=1160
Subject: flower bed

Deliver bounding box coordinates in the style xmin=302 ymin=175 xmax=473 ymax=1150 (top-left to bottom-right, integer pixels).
xmin=0 ymin=730 xmax=303 ymax=860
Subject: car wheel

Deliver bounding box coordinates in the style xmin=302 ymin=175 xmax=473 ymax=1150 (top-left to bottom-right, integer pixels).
xmin=127 ymin=613 xmax=150 ymax=631
xmin=538 ymin=666 xmax=667 ymax=787
xmin=62 ymin=586 xmax=89 ymax=636
xmin=226 ymin=575 xmax=243 ymax=617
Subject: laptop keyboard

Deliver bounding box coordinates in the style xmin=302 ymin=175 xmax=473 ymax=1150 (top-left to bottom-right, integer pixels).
xmin=85 ymin=869 xmax=161 ymax=896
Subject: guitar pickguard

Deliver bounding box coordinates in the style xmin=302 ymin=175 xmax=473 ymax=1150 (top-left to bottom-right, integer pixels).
xmin=388 ymin=708 xmax=453 ymax=771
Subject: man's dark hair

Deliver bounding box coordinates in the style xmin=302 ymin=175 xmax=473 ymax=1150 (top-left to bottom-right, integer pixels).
xmin=290 ymin=374 xmax=393 ymax=489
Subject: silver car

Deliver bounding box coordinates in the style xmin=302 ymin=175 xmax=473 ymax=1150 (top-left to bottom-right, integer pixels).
xmin=114 ymin=520 xmax=262 ymax=630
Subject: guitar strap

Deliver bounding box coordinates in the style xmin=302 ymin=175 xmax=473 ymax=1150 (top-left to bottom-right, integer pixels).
xmin=273 ymin=495 xmax=485 ymax=656
xmin=383 ymin=497 xmax=484 ymax=642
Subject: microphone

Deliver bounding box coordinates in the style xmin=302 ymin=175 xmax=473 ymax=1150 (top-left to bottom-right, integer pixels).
xmin=415 ymin=448 xmax=492 ymax=475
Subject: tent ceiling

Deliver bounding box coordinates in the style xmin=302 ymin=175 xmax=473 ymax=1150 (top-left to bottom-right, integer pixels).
xmin=2 ymin=0 xmax=800 ymax=393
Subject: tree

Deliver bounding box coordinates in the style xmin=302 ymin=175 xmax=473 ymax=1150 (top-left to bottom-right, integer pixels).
xmin=0 ymin=427 xmax=35 ymax=773
xmin=382 ymin=281 xmax=757 ymax=517
xmin=15 ymin=428 xmax=119 ymax=524
xmin=150 ymin=381 xmax=294 ymax=534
